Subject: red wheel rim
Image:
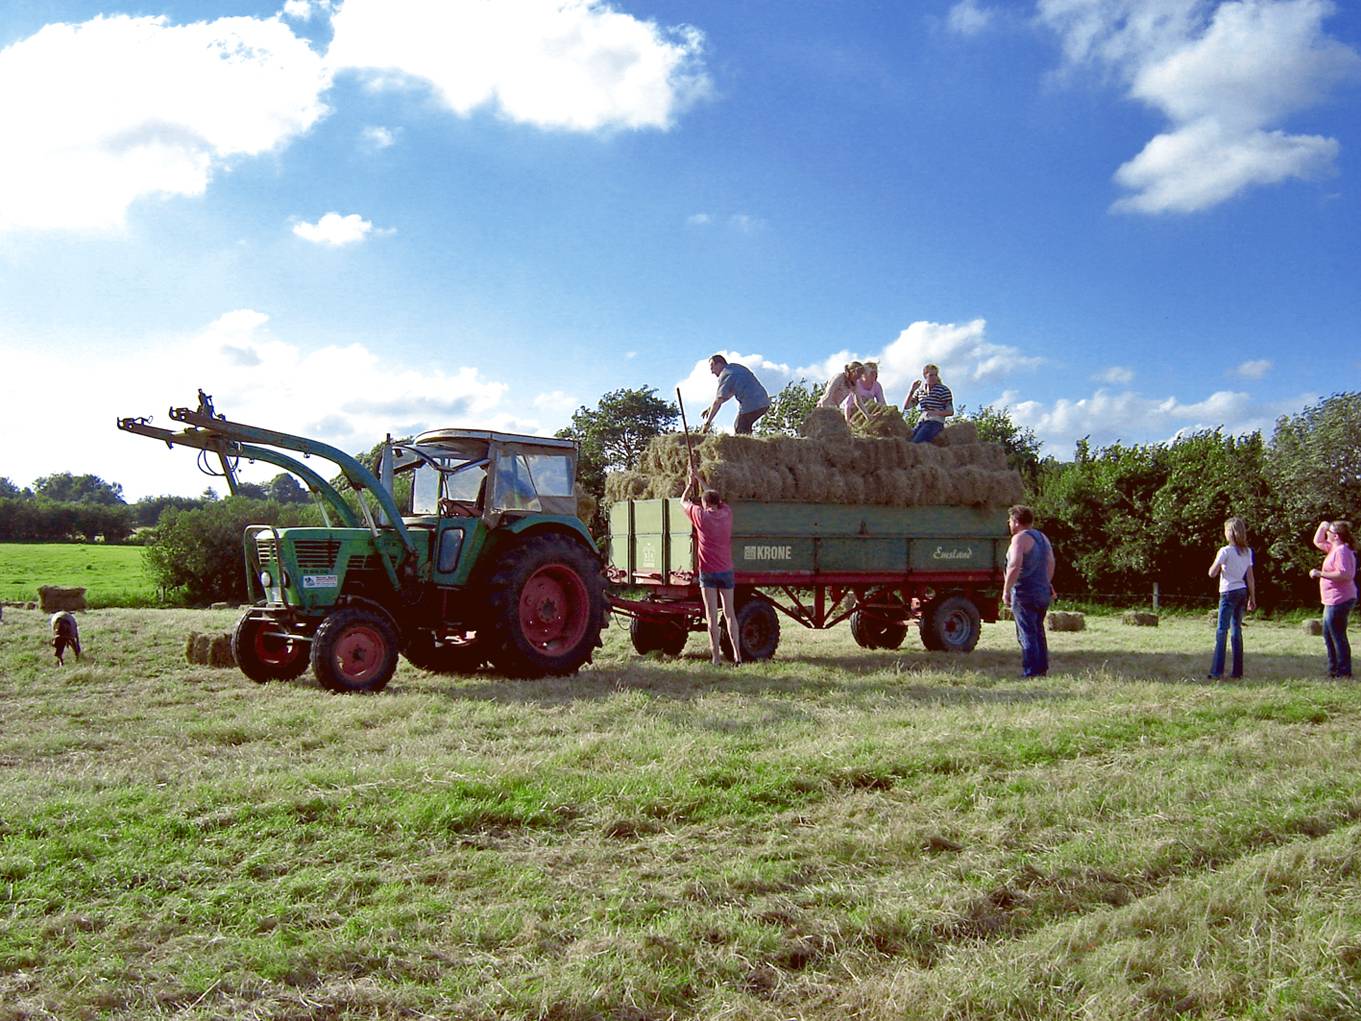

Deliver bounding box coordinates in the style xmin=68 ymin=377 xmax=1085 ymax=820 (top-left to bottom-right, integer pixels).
xmin=519 ymin=565 xmax=590 ymax=652
xmin=252 ymin=627 xmax=298 ymax=666
xmin=333 ymin=624 xmax=387 ymax=683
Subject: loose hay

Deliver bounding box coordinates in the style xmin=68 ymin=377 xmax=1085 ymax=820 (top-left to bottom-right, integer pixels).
xmin=1123 ymin=611 xmax=1160 ymax=627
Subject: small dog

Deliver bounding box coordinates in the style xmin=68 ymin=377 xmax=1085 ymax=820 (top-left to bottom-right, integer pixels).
xmin=51 ymin=611 xmax=82 ymax=665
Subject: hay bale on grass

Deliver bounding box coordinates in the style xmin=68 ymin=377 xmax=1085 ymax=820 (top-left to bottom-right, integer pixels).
xmin=38 ymin=586 xmax=86 ymax=613
xmin=185 ymin=633 xmax=201 ymax=663
xmin=191 ymin=633 xmax=212 ymax=664
xmin=208 ymin=634 xmax=236 ymax=668
xmin=1123 ymin=611 xmax=1159 ymax=627
xmin=1048 ymin=610 xmax=1086 ymax=631
xmin=1301 ymin=618 xmax=1323 ymax=636
xmin=800 ymin=407 xmax=851 ymax=438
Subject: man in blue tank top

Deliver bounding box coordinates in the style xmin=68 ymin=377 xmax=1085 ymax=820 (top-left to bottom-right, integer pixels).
xmin=1002 ymin=504 xmax=1056 ymax=678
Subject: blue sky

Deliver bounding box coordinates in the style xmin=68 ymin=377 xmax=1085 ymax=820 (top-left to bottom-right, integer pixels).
xmin=1 ymin=0 xmax=1358 ymax=500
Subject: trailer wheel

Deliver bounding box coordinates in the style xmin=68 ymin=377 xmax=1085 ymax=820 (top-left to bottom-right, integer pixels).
xmin=850 ymin=610 xmax=909 ymax=650
xmin=486 ymin=534 xmax=607 ymax=678
xmin=719 ymin=598 xmax=781 ymax=662
xmin=629 ymin=616 xmax=689 ymax=657
xmin=311 ymin=607 xmax=399 ymax=693
xmin=402 ymin=630 xmax=485 ymax=675
xmin=920 ymin=594 xmax=982 ymax=653
xmin=232 ymin=611 xmax=308 ymax=683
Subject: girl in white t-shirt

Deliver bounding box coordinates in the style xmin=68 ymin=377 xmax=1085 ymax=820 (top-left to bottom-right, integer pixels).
xmin=1207 ymin=516 xmax=1257 ymax=679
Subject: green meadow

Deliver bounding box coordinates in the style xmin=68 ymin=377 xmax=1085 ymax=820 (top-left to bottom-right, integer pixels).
xmin=1 ymin=606 xmax=1357 ymax=1019
xmin=0 ymin=542 xmax=159 ymax=608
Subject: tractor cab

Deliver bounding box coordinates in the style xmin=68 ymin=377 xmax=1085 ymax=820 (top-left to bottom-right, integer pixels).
xmin=386 ymin=429 xmax=578 ymax=525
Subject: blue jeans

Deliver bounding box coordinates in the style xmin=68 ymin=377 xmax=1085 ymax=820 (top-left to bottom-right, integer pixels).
xmin=1323 ymin=599 xmax=1354 ymax=677
xmin=1012 ymin=595 xmax=1049 ymax=677
xmin=911 ymin=419 xmax=945 ymax=444
xmin=1209 ymin=587 xmax=1247 ymax=678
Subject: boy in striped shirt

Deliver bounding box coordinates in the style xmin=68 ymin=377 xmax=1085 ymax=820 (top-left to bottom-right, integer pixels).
xmin=903 ymin=363 xmax=954 ymax=443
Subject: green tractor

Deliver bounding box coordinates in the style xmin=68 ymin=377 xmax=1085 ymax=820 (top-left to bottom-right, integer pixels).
xmin=119 ymin=393 xmax=607 ymax=692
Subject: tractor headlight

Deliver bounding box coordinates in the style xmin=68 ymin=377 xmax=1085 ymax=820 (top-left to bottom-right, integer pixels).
xmin=259 ymin=569 xmax=273 ymax=588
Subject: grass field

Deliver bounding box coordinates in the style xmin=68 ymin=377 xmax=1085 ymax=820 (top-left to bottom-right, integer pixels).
xmin=0 ymin=542 xmax=159 ymax=608
xmin=1 ymin=606 xmax=1358 ymax=1019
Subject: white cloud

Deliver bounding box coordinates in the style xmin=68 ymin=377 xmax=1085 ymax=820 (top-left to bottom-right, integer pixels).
xmin=1096 ymin=365 xmax=1135 ymax=384
xmin=360 ymin=125 xmax=398 ymax=150
xmin=326 ymin=0 xmax=711 ymax=132
xmin=0 ymin=310 xmax=585 ymax=500
xmin=686 ymin=212 xmax=713 ymax=226
xmin=282 ymin=0 xmax=332 ymax=21
xmin=948 ymin=0 xmax=995 ymax=36
xmin=0 ymin=14 xmax=331 ymax=233
xmin=1234 ymin=358 xmax=1272 ymax=379
xmin=1003 ymin=383 xmax=1311 ymax=457
xmin=292 ymin=211 xmax=383 ymax=246
xmin=728 ymin=212 xmax=764 ymax=233
xmin=1037 ymin=0 xmax=1361 ymax=214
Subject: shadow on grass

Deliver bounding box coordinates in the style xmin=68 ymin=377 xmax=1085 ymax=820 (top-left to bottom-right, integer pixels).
xmin=398 ymin=647 xmax=1340 ymax=707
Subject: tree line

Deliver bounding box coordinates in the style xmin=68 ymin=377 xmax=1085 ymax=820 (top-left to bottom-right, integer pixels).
xmin=4 ymin=391 xmax=1352 ymax=608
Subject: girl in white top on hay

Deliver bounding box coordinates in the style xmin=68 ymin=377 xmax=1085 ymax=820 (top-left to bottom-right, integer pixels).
xmin=1207 ymin=516 xmax=1256 ymax=680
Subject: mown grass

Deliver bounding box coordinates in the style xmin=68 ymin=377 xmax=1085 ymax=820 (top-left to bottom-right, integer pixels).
xmin=0 ymin=542 xmax=158 ymax=608
xmin=1 ymin=607 xmax=1358 ymax=1019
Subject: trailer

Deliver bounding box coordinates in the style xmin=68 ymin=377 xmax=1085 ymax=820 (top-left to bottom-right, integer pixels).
xmin=607 ymin=498 xmax=1009 ymax=661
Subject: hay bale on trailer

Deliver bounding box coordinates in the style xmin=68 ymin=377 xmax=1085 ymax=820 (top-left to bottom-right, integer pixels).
xmin=800 ymin=407 xmax=851 ymax=438
xmin=38 ymin=586 xmax=86 ymax=613
xmin=934 ymin=420 xmax=979 ymax=446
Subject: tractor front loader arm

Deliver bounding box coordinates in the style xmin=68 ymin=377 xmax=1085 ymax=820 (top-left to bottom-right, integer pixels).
xmin=115 ymin=418 xmax=360 ymax=527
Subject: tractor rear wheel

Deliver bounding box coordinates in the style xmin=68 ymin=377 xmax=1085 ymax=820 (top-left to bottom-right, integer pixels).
xmin=232 ymin=611 xmax=308 ymax=683
xmin=719 ymin=598 xmax=781 ymax=662
xmin=311 ymin=607 xmax=399 ymax=693
xmin=629 ymin=616 xmax=689 ymax=657
xmin=919 ymin=594 xmax=982 ymax=653
xmin=485 ymin=534 xmax=607 ymax=677
xmin=402 ymin=630 xmax=485 ymax=675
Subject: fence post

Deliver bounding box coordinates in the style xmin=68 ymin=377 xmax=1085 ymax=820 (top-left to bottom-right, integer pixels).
xmin=1152 ymin=582 xmax=1160 ymax=612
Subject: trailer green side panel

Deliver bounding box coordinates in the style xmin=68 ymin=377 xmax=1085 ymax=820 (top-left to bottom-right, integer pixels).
xmin=609 ymin=499 xmax=1008 ymax=581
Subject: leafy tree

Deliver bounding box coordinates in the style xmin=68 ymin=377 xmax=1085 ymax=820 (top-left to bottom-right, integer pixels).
xmin=33 ymin=472 xmax=126 ymax=505
xmin=962 ymin=404 xmax=1044 ymax=482
xmin=143 ymin=497 xmax=319 ymax=604
xmin=1264 ymin=392 xmax=1361 ymax=593
xmin=756 ymin=379 xmax=821 ymax=437
xmin=234 ymin=481 xmax=269 ymax=500
xmin=132 ymin=494 xmax=208 ymax=528
xmin=266 ymin=472 xmax=309 ymax=504
xmin=0 ymin=477 xmax=30 ymax=499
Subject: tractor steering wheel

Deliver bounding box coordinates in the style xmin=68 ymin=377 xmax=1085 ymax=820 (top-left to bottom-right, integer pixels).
xmin=439 ymin=499 xmax=476 ymax=518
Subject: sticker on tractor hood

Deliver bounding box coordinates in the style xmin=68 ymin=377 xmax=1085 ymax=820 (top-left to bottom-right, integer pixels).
xmin=302 ymin=574 xmax=339 ymax=589
xmin=931 ymin=546 xmax=974 ymax=561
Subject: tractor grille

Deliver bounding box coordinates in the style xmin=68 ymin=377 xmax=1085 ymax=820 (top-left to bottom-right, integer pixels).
xmin=292 ymin=539 xmax=342 ymax=571
xmin=255 ymin=536 xmax=279 ymax=566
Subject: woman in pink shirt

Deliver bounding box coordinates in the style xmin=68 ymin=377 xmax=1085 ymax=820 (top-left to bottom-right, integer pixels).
xmin=683 ymin=467 xmax=742 ymax=665
xmin=1310 ymin=520 xmax=1356 ymax=678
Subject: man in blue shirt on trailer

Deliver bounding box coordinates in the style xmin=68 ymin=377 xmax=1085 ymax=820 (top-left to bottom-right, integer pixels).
xmin=699 ymin=354 xmax=770 ymax=435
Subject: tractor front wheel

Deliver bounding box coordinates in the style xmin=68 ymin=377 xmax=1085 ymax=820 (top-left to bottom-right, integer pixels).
xmin=232 ymin=611 xmax=308 ymax=683
xmin=486 ymin=535 xmax=607 ymax=678
xmin=311 ymin=608 xmax=399 ymax=693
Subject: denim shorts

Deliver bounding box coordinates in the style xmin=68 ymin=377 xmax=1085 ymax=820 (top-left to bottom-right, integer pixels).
xmin=699 ymin=570 xmax=735 ymax=590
